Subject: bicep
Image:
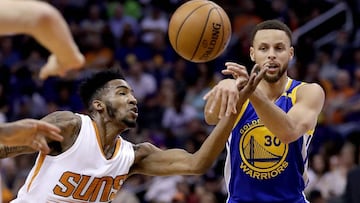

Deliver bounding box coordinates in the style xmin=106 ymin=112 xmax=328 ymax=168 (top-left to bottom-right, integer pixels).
xmin=288 ymin=84 xmax=325 ymax=134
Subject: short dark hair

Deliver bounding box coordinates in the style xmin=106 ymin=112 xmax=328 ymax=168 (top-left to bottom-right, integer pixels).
xmin=250 ymin=20 xmax=292 ymax=46
xmin=79 ymin=69 xmax=125 ymax=109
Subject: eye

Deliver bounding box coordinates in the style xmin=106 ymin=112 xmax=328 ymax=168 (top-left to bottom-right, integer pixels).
xmin=259 ymin=46 xmax=267 ymax=51
xmin=118 ymin=92 xmax=126 ymax=95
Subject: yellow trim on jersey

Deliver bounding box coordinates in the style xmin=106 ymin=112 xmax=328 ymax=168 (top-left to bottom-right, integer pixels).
xmin=281 ymin=78 xmax=293 ymax=97
xmin=234 ymin=100 xmax=250 ymax=128
xmin=289 ymin=82 xmax=306 ymax=104
xmin=92 ymin=121 xmax=122 ymax=160
xmin=285 ymin=77 xmax=293 ymax=91
xmin=27 ymin=153 xmax=46 ymax=191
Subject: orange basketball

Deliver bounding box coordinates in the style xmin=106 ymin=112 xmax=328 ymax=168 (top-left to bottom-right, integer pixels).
xmin=168 ymin=0 xmax=231 ymax=63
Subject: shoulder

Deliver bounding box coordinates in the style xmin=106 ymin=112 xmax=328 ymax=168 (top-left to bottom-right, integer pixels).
xmin=296 ymin=82 xmax=325 ymax=107
xmin=41 ymin=111 xmax=82 ymax=154
xmin=42 ymin=111 xmax=81 ymax=126
xmin=297 ymin=82 xmax=325 ymax=97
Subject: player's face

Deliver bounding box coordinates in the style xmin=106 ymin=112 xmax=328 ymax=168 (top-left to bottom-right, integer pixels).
xmin=250 ymin=29 xmax=294 ymax=83
xmin=104 ymin=79 xmax=138 ymax=128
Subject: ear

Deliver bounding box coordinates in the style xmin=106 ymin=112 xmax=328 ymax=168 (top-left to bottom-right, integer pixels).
xmin=92 ymin=100 xmax=104 ymax=111
xmin=289 ymin=46 xmax=294 ymax=60
xmin=249 ymin=47 xmax=255 ymax=62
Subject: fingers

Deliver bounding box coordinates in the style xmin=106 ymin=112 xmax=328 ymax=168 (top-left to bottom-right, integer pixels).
xmin=227 ymin=92 xmax=239 ymax=116
xmin=35 ymin=121 xmax=63 ymax=142
xmin=219 ymin=90 xmax=228 ymax=119
xmin=32 ymin=136 xmax=51 ymax=154
xmin=236 ymin=77 xmax=248 ymax=91
xmin=222 ymin=62 xmax=249 ymax=80
xmin=203 ymin=90 xmax=212 ymax=101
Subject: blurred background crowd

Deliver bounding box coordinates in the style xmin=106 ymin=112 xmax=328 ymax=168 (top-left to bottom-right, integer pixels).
xmin=1 ymin=0 xmax=360 ymax=202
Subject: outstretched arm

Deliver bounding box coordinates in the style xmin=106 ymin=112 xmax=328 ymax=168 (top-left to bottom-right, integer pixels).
xmin=249 ymin=83 xmax=325 ymax=144
xmin=0 ymin=0 xmax=84 ymax=79
xmin=130 ymin=66 xmax=266 ymax=176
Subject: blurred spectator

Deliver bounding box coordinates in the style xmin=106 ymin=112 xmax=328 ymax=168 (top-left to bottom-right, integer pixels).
xmin=317 ymin=141 xmax=356 ymax=200
xmin=140 ymin=6 xmax=168 ymax=44
xmin=305 ymin=153 xmax=328 ymax=196
xmin=307 ymin=190 xmax=326 ymax=203
xmin=144 ymin=176 xmax=184 ymax=203
xmin=83 ymin=33 xmax=114 ymax=70
xmin=125 ymin=61 xmax=157 ymax=103
xmin=137 ymin=93 xmax=164 ymax=131
xmin=0 ymin=37 xmax=21 ymax=69
xmin=345 ymin=166 xmax=360 ymax=203
xmin=108 ymin=3 xmax=139 ymax=41
xmin=317 ymin=45 xmax=340 ymax=83
xmin=123 ymin=0 xmax=142 ymax=20
xmin=115 ymin=30 xmax=150 ymax=70
xmin=80 ymin=4 xmax=106 ymax=34
xmin=323 ymin=69 xmax=355 ymax=125
xmin=162 ymin=90 xmax=197 ymax=142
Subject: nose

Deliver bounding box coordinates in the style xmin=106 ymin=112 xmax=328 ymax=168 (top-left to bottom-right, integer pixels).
xmin=129 ymin=94 xmax=137 ymax=105
xmin=268 ymin=48 xmax=276 ymax=60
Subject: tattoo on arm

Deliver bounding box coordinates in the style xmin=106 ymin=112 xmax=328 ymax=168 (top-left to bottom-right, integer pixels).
xmin=0 ymin=145 xmax=33 ymax=158
xmin=42 ymin=111 xmax=81 ymax=154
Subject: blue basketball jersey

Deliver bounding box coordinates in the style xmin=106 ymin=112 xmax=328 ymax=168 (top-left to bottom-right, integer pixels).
xmin=224 ymin=78 xmax=312 ymax=203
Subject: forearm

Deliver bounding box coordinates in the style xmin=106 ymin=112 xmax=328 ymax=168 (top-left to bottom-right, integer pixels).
xmin=0 ymin=144 xmax=34 ymax=158
xmin=192 ymin=99 xmax=246 ymax=173
xmin=249 ymin=91 xmax=297 ymax=143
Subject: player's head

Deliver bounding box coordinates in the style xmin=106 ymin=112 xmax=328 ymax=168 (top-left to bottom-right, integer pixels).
xmin=249 ymin=19 xmax=294 ymax=83
xmin=79 ymin=69 xmax=138 ymax=128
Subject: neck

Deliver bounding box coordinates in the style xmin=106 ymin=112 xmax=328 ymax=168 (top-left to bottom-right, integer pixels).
xmin=92 ymin=114 xmax=125 ymax=158
xmin=259 ymin=75 xmax=289 ymax=102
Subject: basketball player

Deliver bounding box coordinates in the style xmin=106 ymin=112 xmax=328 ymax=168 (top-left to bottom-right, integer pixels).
xmin=203 ymin=20 xmax=325 ymax=203
xmin=0 ymin=67 xmax=266 ymax=202
xmin=0 ymin=0 xmax=85 ymax=80
xmin=0 ymin=0 xmax=85 ymax=153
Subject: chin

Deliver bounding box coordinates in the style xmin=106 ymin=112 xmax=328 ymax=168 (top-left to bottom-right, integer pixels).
xmin=123 ymin=119 xmax=137 ymax=128
xmin=264 ymin=75 xmax=281 ymax=83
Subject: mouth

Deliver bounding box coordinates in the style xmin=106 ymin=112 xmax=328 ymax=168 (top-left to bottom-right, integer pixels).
xmin=265 ymin=63 xmax=280 ymax=69
xmin=264 ymin=63 xmax=280 ymax=73
xmin=130 ymin=106 xmax=138 ymax=117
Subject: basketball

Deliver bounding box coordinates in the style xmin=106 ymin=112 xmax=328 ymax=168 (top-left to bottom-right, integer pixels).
xmin=168 ymin=0 xmax=231 ymax=63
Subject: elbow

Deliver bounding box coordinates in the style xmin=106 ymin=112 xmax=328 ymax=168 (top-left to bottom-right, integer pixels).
xmin=204 ymin=110 xmax=219 ymax=125
xmin=277 ymin=131 xmax=300 ymax=144
xmin=278 ymin=136 xmax=292 ymax=145
xmin=205 ymin=115 xmax=219 ymax=126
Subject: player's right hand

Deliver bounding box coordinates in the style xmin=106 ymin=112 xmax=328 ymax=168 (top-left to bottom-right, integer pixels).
xmin=204 ymin=64 xmax=267 ymax=122
xmin=1 ymin=119 xmax=63 ymax=154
